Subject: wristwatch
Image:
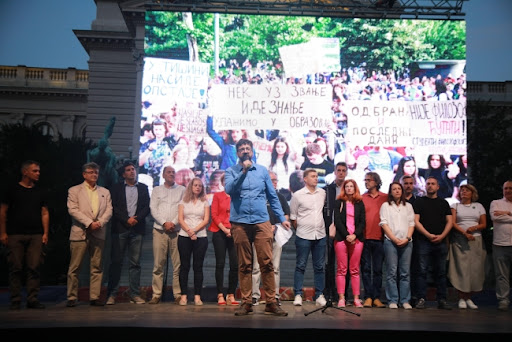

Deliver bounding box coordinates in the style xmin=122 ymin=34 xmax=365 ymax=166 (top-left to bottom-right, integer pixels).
xmin=407 ymin=237 xmax=412 ymax=242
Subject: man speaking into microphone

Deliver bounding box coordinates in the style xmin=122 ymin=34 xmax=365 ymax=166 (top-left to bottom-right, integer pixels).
xmin=225 ymin=138 xmax=291 ymax=317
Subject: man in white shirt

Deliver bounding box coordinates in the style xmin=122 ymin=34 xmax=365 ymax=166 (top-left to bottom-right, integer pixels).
xmin=290 ymin=168 xmax=327 ymax=307
xmin=490 ymin=180 xmax=512 ymax=312
xmin=148 ymin=166 xmax=185 ymax=304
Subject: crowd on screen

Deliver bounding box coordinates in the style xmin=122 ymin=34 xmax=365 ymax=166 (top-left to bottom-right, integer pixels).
xmin=138 ymin=59 xmax=467 ymax=201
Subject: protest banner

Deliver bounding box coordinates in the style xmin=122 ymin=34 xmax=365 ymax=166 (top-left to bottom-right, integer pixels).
xmin=209 ymin=83 xmax=334 ymax=131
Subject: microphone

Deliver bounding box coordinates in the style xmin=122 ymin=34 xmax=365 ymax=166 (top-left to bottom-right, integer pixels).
xmin=240 ymin=154 xmax=252 ymax=171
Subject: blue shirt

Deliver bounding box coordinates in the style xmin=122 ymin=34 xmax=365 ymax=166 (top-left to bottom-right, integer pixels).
xmin=225 ymin=162 xmax=286 ymax=225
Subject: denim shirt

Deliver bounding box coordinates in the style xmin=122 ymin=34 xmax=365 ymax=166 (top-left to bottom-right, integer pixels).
xmin=225 ymin=162 xmax=286 ymax=225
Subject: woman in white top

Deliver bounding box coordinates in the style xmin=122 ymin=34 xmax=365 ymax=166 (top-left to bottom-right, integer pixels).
xmin=268 ymin=136 xmax=295 ymax=192
xmin=177 ymin=177 xmax=210 ymax=306
xmin=448 ymin=183 xmax=487 ymax=309
xmin=379 ymin=181 xmax=415 ymax=309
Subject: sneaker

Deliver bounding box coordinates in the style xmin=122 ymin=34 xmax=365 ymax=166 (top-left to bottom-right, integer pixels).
xmin=458 ymin=298 xmax=467 ymax=309
xmin=275 ymin=298 xmax=282 ymax=306
xmin=252 ymin=297 xmax=260 ymax=306
xmin=316 ymin=294 xmax=327 ymax=306
xmin=402 ymin=303 xmax=413 ymax=310
xmin=234 ymin=303 xmax=253 ymax=316
xmin=416 ymin=298 xmax=426 ymax=309
xmin=148 ymin=296 xmax=160 ymax=304
xmin=373 ymin=298 xmax=386 ymax=308
xmin=264 ymin=303 xmax=288 ymax=316
xmin=353 ymin=299 xmax=364 ymax=308
xmin=337 ymin=299 xmax=346 ymax=308
xmin=498 ymin=301 xmax=509 ymax=312
xmin=130 ymin=296 xmax=146 ymax=304
xmin=438 ymin=299 xmax=452 ymax=310
xmin=363 ymin=298 xmax=373 ymax=308
xmin=389 ymin=303 xmax=398 ymax=309
xmin=106 ymin=296 xmax=115 ymax=305
xmin=293 ymin=294 xmax=303 ymax=306
xmin=466 ymin=299 xmax=478 ymax=309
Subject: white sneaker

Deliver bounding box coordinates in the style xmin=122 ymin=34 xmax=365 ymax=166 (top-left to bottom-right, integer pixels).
xmin=106 ymin=296 xmax=115 ymax=305
xmin=316 ymin=294 xmax=327 ymax=306
xmin=389 ymin=303 xmax=398 ymax=309
xmin=293 ymin=295 xmax=303 ymax=306
xmin=402 ymin=303 xmax=412 ymax=310
xmin=466 ymin=299 xmax=478 ymax=309
xmin=458 ymin=299 xmax=467 ymax=309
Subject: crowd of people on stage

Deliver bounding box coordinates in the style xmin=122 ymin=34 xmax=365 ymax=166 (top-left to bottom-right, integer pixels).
xmin=5 ymin=62 xmax=510 ymax=314
xmin=2 ymin=155 xmax=511 ymax=314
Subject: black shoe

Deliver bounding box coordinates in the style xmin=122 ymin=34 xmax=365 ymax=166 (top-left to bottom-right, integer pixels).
xmin=264 ymin=303 xmax=288 ymax=316
xmin=251 ymin=297 xmax=259 ymax=306
xmin=438 ymin=299 xmax=452 ymax=310
xmin=410 ymin=297 xmax=417 ymax=308
xmin=90 ymin=300 xmax=105 ymax=306
xmin=234 ymin=303 xmax=253 ymax=316
xmin=10 ymin=301 xmax=21 ymax=310
xmin=66 ymin=300 xmax=77 ymax=307
xmin=27 ymin=301 xmax=45 ymax=309
xmin=276 ymin=298 xmax=281 ymax=306
xmin=415 ymin=298 xmax=426 ymax=309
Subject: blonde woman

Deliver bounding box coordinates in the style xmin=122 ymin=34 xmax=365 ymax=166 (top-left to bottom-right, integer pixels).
xmin=177 ymin=177 xmax=210 ymax=306
xmin=448 ymin=183 xmax=487 ymax=309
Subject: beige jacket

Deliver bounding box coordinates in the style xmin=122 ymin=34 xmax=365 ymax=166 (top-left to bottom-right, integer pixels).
xmin=67 ymin=182 xmax=113 ymax=241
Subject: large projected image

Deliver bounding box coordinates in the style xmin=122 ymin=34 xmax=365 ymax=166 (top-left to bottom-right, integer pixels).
xmin=139 ymin=12 xmax=466 ymax=203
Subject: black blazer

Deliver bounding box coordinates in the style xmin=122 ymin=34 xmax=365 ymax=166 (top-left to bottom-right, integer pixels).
xmin=323 ymin=182 xmax=338 ymax=230
xmin=110 ymin=182 xmax=150 ymax=235
xmin=333 ymin=199 xmax=366 ymax=242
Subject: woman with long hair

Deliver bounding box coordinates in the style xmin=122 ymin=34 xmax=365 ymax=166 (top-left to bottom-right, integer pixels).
xmin=418 ymin=154 xmax=454 ymax=198
xmin=393 ymin=156 xmax=426 ymax=196
xmin=268 ymin=136 xmax=295 ymax=192
xmin=333 ymin=179 xmax=366 ymax=308
xmin=177 ymin=177 xmax=210 ymax=306
xmin=379 ymin=182 xmax=415 ymax=309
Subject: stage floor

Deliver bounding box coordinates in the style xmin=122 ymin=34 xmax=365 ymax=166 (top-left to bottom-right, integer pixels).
xmin=1 ymin=296 xmax=511 ymax=339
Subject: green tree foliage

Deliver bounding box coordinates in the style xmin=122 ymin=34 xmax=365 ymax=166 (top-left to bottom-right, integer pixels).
xmin=144 ymin=12 xmax=466 ymax=77
xmin=0 ymin=123 xmax=95 ymax=285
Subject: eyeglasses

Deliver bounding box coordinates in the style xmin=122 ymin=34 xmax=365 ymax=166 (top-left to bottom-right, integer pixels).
xmin=364 ymin=179 xmax=373 ymax=182
xmin=84 ymin=170 xmax=99 ymax=175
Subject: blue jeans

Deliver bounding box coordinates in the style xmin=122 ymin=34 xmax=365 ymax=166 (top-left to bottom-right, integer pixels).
xmin=294 ymin=236 xmax=326 ymax=300
xmin=383 ymin=239 xmax=412 ymax=305
xmin=361 ymin=239 xmax=384 ymax=300
xmin=107 ymin=230 xmax=143 ymax=298
xmin=416 ymin=238 xmax=448 ymax=301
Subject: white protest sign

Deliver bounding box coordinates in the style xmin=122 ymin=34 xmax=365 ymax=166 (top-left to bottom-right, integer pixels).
xmin=344 ymin=99 xmax=466 ymax=156
xmin=209 ymin=84 xmax=333 ymax=131
xmin=141 ymin=57 xmax=210 ymax=105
